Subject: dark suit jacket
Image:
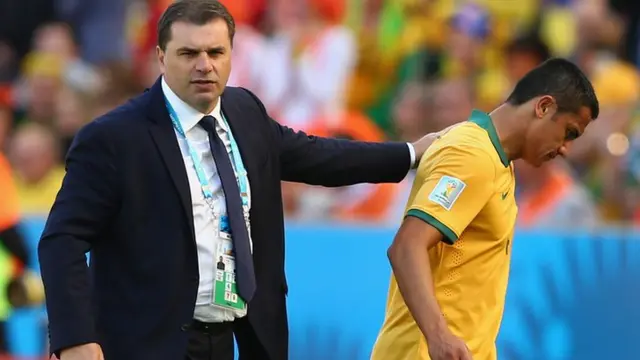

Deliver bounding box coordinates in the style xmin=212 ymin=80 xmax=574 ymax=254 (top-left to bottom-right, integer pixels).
xmin=38 ymin=78 xmax=411 ymax=360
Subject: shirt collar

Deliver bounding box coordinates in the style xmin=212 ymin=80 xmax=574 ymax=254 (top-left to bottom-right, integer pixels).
xmin=468 ymin=109 xmax=510 ymax=167
xmin=161 ymin=76 xmax=226 ymax=133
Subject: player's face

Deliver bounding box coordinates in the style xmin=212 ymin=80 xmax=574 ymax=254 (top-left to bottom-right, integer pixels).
xmin=157 ymin=18 xmax=232 ymax=113
xmin=522 ymin=96 xmax=592 ymax=167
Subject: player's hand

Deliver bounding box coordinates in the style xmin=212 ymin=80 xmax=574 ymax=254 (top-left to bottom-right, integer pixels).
xmin=411 ymin=124 xmax=457 ymax=166
xmin=60 ymin=343 xmax=104 ymax=360
xmin=427 ymin=330 xmax=473 ymax=360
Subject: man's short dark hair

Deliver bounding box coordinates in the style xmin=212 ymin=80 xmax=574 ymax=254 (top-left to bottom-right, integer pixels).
xmin=157 ymin=0 xmax=235 ymax=50
xmin=506 ymin=58 xmax=599 ymax=120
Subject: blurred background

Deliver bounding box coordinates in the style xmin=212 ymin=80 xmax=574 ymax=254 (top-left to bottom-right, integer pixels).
xmin=0 ymin=0 xmax=639 ymax=359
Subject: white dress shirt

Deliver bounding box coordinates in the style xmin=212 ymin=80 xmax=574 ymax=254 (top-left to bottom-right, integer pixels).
xmin=162 ymin=78 xmax=250 ymax=322
xmin=162 ymin=78 xmax=416 ymax=323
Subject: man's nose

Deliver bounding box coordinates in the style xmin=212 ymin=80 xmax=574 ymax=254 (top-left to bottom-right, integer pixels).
xmin=195 ymin=53 xmax=213 ymax=72
xmin=558 ymin=144 xmax=570 ymax=157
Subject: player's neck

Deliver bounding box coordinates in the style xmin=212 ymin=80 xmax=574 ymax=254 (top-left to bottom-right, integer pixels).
xmin=488 ymin=104 xmax=527 ymax=161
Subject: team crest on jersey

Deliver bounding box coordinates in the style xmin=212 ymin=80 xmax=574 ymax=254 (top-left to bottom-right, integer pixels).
xmin=429 ymin=175 xmax=466 ymax=211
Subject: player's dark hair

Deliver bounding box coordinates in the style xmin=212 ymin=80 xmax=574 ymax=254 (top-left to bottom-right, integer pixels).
xmin=506 ymin=58 xmax=599 ymax=120
xmin=157 ymin=0 xmax=236 ymax=50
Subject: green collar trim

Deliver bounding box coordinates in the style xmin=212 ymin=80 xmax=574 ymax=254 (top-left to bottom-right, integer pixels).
xmin=468 ymin=109 xmax=510 ymax=167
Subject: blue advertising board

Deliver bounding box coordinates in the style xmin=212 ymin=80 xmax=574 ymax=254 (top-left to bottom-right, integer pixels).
xmin=7 ymin=219 xmax=640 ymax=359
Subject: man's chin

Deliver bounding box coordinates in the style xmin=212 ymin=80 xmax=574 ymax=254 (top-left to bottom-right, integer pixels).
xmin=192 ymin=93 xmax=219 ymax=111
xmin=522 ymin=158 xmax=544 ymax=168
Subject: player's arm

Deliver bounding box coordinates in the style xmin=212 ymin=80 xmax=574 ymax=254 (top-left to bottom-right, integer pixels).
xmin=388 ymin=217 xmax=449 ymax=335
xmin=387 ymin=145 xmax=494 ymax=346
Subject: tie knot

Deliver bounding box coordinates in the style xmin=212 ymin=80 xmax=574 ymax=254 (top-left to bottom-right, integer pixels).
xmin=200 ymin=115 xmax=216 ymax=133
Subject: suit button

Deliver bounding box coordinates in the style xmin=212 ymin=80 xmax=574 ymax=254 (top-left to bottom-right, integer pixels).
xmin=181 ymin=324 xmax=190 ymax=332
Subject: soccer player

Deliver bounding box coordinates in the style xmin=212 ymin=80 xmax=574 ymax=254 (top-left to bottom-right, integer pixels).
xmin=371 ymin=58 xmax=599 ymax=360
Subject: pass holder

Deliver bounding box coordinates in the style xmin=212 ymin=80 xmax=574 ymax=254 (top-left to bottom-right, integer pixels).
xmin=212 ymin=239 xmax=247 ymax=311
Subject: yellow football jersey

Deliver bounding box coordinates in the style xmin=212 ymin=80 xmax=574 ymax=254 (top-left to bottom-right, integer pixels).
xmin=371 ymin=110 xmax=517 ymax=360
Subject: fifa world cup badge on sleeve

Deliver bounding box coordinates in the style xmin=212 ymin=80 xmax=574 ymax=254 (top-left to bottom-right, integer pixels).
xmin=429 ymin=175 xmax=466 ymax=211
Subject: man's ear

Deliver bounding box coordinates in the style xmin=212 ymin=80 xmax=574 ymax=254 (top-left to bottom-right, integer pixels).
xmin=156 ymin=46 xmax=166 ymax=72
xmin=535 ymin=95 xmax=556 ymax=119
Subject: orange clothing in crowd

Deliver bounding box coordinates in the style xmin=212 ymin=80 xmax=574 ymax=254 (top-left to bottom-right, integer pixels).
xmin=309 ymin=0 xmax=346 ymax=24
xmin=0 ymin=153 xmax=20 ymax=232
xmin=518 ymin=171 xmax=573 ymax=227
xmin=219 ymin=0 xmax=266 ymax=25
xmin=0 ymin=153 xmax=24 ymax=276
xmin=516 ymin=167 xmax=599 ymax=229
xmin=0 ymin=86 xmax=12 ymax=108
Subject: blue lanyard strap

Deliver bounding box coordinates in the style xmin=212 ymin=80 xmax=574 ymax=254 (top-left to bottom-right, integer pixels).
xmin=165 ymin=98 xmax=249 ymax=210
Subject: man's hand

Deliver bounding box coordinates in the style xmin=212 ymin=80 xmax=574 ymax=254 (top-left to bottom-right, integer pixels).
xmin=60 ymin=343 xmax=104 ymax=360
xmin=411 ymin=124 xmax=458 ymax=166
xmin=427 ymin=329 xmax=473 ymax=360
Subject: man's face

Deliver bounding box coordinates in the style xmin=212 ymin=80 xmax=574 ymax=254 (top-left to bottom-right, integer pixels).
xmin=157 ymin=18 xmax=232 ymax=113
xmin=522 ymin=96 xmax=593 ymax=167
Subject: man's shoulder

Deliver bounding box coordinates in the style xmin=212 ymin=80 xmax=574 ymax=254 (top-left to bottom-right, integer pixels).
xmin=438 ymin=122 xmax=493 ymax=149
xmin=90 ymin=91 xmax=146 ymax=124
xmin=76 ymin=91 xmax=152 ymax=143
xmin=220 ymin=86 xmax=250 ymax=101
xmin=422 ymin=123 xmax=495 ymax=167
xmin=221 ymin=86 xmax=269 ymax=123
xmin=221 ymin=86 xmax=261 ymax=107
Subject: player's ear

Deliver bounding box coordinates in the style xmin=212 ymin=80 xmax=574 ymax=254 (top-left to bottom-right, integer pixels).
xmin=535 ymin=95 xmax=556 ymax=119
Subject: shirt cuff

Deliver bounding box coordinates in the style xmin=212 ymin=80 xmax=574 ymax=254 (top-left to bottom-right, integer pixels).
xmin=407 ymin=143 xmax=417 ymax=169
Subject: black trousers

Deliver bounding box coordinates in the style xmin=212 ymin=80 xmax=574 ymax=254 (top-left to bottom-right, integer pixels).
xmin=185 ymin=317 xmax=270 ymax=360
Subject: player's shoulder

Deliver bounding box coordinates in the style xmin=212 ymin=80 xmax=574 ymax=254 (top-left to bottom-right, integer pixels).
xmin=440 ymin=121 xmax=493 ymax=150
xmin=424 ymin=123 xmax=495 ymax=163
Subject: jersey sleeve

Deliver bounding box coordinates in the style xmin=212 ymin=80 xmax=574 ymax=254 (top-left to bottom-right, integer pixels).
xmin=0 ymin=153 xmax=20 ymax=231
xmin=406 ymin=145 xmax=495 ymax=244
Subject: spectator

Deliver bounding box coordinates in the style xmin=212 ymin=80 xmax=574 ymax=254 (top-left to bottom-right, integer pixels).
xmin=8 ymin=123 xmax=63 ymax=216
xmin=262 ymin=0 xmax=356 ymax=131
xmin=14 ymin=52 xmax=63 ymax=126
xmin=221 ymin=0 xmax=268 ymax=94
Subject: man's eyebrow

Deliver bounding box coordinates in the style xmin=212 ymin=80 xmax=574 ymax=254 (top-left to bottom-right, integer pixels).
xmin=176 ymin=46 xmax=226 ymax=53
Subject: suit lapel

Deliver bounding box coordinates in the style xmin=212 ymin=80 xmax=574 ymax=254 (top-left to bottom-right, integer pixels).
xmin=146 ymin=78 xmax=196 ymax=242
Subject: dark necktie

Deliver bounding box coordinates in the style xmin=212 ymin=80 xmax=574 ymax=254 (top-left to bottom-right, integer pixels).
xmin=200 ymin=115 xmax=256 ymax=302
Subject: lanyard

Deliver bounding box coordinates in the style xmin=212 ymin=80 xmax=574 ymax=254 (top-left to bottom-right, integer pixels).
xmin=165 ymin=98 xmax=250 ymax=212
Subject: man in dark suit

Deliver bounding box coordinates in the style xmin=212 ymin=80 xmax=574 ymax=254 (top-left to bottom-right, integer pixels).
xmin=38 ymin=1 xmax=439 ymax=359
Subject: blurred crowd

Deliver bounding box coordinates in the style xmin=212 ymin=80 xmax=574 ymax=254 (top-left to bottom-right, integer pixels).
xmin=1 ymin=0 xmax=640 ymax=229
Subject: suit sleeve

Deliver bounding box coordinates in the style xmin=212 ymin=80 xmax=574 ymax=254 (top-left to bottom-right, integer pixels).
xmin=406 ymin=145 xmax=494 ymax=244
xmin=240 ymin=88 xmax=411 ymax=186
xmin=38 ymin=120 xmax=120 ymax=355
